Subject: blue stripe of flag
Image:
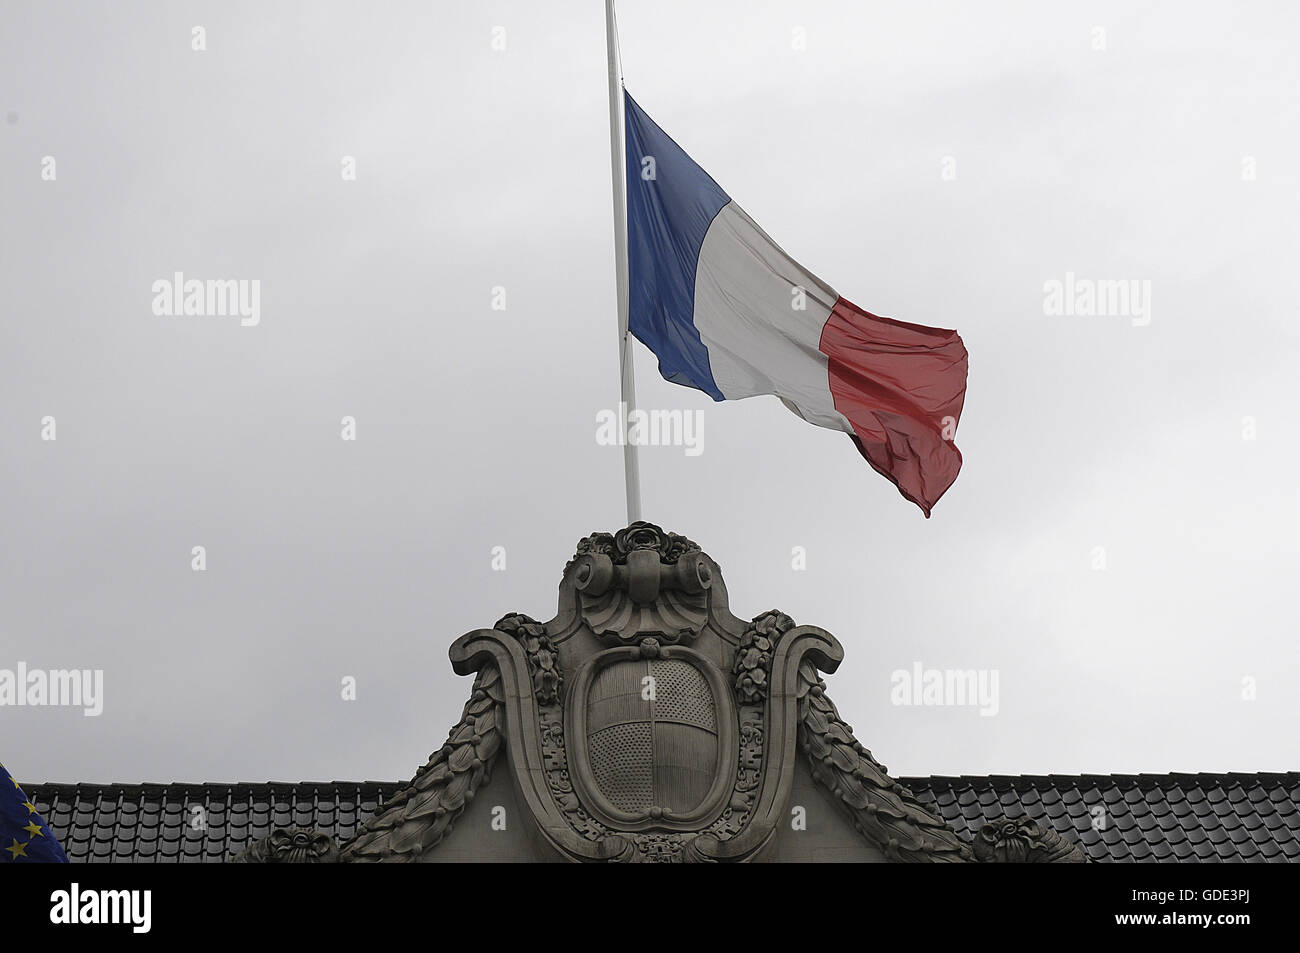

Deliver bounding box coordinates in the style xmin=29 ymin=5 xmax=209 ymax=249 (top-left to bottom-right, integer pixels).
xmin=624 ymin=91 xmax=729 ymax=401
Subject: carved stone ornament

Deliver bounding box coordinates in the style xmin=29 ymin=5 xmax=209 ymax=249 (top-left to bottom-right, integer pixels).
xmin=566 ymin=522 xmax=713 ymax=644
xmin=733 ymin=611 xmax=793 ymax=704
xmin=973 ymin=816 xmax=1090 ymax=863
xmin=233 ymin=828 xmax=340 ymax=863
xmin=340 ymin=664 xmax=503 ymax=862
xmin=235 ymin=522 xmax=1089 ymax=863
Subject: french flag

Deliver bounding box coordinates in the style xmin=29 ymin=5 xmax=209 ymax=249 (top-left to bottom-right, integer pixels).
xmin=623 ymin=91 xmax=968 ymax=517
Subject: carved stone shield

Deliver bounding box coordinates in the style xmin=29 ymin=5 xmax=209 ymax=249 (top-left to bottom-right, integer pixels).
xmin=567 ymin=647 xmax=736 ymax=831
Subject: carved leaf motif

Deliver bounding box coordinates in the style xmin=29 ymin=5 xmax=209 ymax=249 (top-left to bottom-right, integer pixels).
xmin=338 ymin=642 xmax=509 ymax=861
xmin=795 ymin=658 xmax=976 ymax=863
xmin=732 ymin=611 xmax=791 ymax=704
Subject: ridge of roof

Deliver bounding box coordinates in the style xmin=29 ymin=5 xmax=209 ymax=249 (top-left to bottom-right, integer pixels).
xmin=24 ymin=780 xmax=404 ymax=794
xmin=23 ymin=772 xmax=1299 ymax=798
xmin=902 ymin=772 xmax=1300 ymax=791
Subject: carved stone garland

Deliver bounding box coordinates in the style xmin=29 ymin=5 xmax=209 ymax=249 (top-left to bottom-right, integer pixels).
xmin=795 ymin=655 xmax=976 ymax=862
xmin=336 ymin=660 xmax=506 ymax=862
xmin=700 ymin=610 xmax=791 ymax=843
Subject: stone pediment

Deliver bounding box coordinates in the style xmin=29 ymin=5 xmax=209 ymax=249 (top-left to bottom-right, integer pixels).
xmin=237 ymin=522 xmax=1086 ymax=863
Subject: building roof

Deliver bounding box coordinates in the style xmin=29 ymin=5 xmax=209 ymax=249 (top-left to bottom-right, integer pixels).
xmin=25 ymin=772 xmax=1300 ymax=863
xmin=26 ymin=781 xmax=401 ymax=864
xmin=913 ymin=773 xmax=1300 ymax=863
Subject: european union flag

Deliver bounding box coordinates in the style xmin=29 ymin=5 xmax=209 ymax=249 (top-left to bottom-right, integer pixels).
xmin=1 ymin=762 xmax=68 ymax=863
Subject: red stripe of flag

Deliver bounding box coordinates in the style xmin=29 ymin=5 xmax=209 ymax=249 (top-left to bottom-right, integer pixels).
xmin=818 ymin=296 xmax=968 ymax=517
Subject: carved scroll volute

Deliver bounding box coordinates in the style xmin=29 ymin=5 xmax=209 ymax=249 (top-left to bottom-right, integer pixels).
xmin=573 ymin=550 xmax=711 ymax=602
xmin=573 ymin=552 xmax=616 ymax=596
xmin=691 ymin=624 xmax=844 ymax=862
xmin=664 ymin=551 xmax=713 ymax=596
xmin=448 ymin=627 xmax=634 ymax=862
xmin=570 ymin=556 xmax=713 ymax=644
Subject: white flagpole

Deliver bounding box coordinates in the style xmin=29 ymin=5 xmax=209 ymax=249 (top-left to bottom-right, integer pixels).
xmin=605 ymin=0 xmax=642 ymax=524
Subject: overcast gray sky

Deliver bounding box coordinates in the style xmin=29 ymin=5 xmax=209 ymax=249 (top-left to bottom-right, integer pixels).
xmin=2 ymin=0 xmax=1298 ymax=785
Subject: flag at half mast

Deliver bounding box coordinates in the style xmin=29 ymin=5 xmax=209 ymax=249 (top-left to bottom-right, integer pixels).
xmin=623 ymin=91 xmax=968 ymax=516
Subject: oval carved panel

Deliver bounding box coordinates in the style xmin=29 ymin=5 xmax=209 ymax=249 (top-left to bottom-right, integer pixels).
xmin=567 ymin=647 xmax=736 ymax=831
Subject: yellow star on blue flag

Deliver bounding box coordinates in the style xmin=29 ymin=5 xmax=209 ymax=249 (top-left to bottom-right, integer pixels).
xmin=0 ymin=762 xmax=68 ymax=863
